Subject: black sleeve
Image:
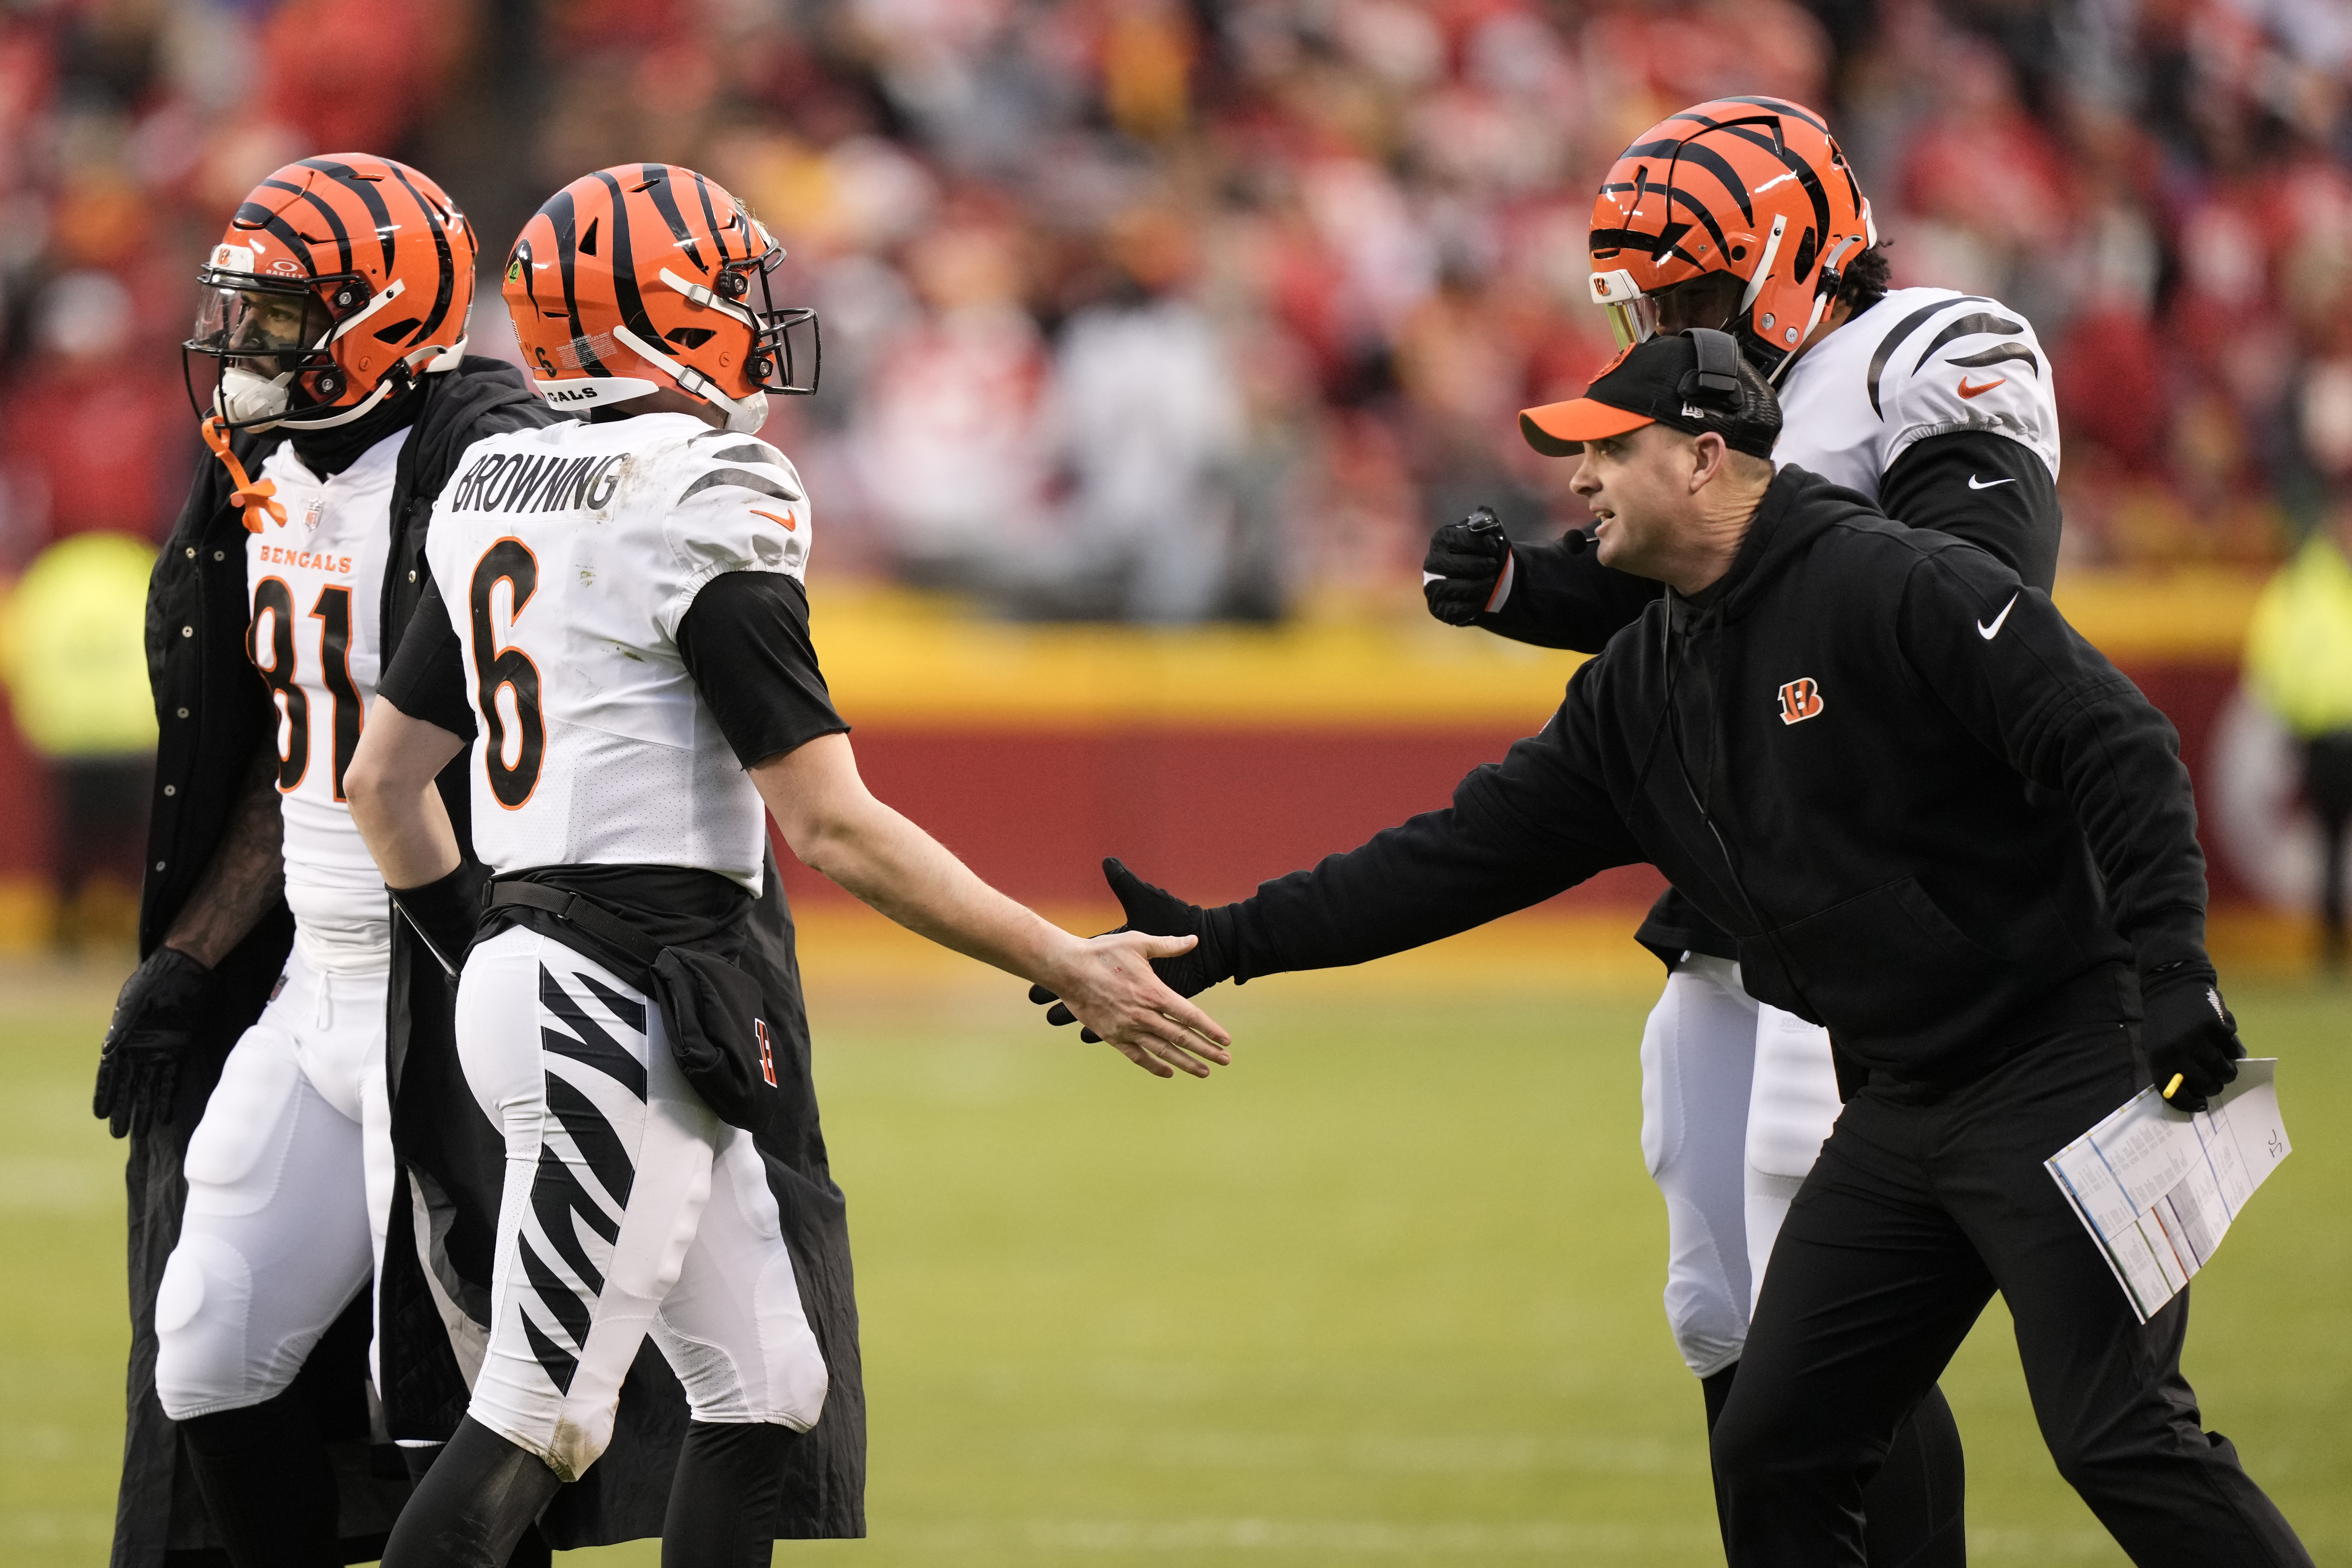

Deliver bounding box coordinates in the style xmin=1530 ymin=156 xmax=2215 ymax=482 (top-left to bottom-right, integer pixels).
xmin=1895 ymin=546 xmax=2207 ymax=972
xmin=1876 ymin=430 xmax=2061 ymax=594
xmin=675 ymin=571 xmax=850 ymax=769
xmin=377 ymin=579 xmax=477 ymax=739
xmin=1480 ymin=536 xmax=1665 ymax=653
xmin=1208 ymin=662 xmax=1646 ymax=980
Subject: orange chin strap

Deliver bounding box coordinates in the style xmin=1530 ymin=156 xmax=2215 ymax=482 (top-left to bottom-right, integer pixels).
xmin=200 ymin=416 xmax=287 ymax=532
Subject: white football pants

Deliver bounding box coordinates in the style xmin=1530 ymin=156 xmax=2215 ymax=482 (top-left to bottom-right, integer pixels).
xmin=1637 ymin=955 xmax=1844 ymax=1377
xmin=456 ymin=927 xmax=828 ymax=1482
xmin=155 ymin=946 xmax=394 ymax=1419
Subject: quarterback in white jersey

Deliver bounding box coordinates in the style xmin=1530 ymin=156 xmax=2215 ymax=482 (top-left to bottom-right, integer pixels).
xmin=347 ymin=163 xmax=1228 ymax=1568
xmin=1417 ymin=97 xmax=2063 ymax=1566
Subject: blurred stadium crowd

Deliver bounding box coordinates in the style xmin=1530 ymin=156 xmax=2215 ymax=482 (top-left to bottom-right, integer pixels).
xmin=7 ymin=0 xmax=2352 ymax=623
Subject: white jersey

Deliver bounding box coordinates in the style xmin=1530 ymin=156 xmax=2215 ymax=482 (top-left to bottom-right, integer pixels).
xmin=423 ymin=413 xmax=812 ymax=893
xmin=247 ymin=430 xmax=403 ymax=969
xmin=1775 ymin=286 xmax=2060 ymax=502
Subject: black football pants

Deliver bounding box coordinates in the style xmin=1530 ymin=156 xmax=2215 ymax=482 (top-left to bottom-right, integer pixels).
xmin=1711 ymin=1023 xmax=2311 ymax=1568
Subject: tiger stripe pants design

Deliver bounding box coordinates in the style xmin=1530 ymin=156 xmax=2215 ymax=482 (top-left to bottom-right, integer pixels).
xmin=456 ymin=926 xmax=828 ymax=1481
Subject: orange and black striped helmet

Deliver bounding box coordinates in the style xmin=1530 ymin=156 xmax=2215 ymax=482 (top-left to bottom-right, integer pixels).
xmin=1588 ymin=97 xmax=1875 ymax=379
xmin=185 ymin=155 xmax=477 ymax=432
xmin=504 ymin=164 xmax=818 ymax=433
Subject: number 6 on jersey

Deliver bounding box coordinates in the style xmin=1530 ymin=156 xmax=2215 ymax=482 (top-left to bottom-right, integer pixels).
xmin=469 ymin=539 xmax=544 ymax=807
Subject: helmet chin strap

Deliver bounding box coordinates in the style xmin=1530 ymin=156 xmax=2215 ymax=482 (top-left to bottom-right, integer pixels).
xmin=610 ymin=322 xmax=769 ymax=432
xmin=224 ymin=335 xmax=461 ymax=432
xmin=1770 ymin=235 xmax=1868 ymax=387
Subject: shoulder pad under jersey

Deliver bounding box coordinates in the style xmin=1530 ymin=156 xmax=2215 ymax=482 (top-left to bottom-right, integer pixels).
xmin=1856 ymin=288 xmax=2060 ymax=479
xmin=641 ymin=425 xmax=814 ymax=639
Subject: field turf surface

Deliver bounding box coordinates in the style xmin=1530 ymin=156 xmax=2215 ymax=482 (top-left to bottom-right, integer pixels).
xmin=3 ymin=932 xmax=2346 ymax=1565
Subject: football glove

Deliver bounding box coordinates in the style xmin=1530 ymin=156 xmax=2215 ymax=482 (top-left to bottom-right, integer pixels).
xmin=93 ymin=945 xmax=214 ymax=1139
xmin=1029 ymin=857 xmax=1232 ymax=1042
xmin=1421 ymin=507 xmax=1511 ymax=626
xmin=390 ymin=859 xmax=491 ymax=977
xmin=2141 ymin=963 xmax=2245 ymax=1113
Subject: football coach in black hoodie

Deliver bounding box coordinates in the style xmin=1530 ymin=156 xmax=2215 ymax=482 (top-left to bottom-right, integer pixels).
xmin=1038 ymin=330 xmax=2311 ymax=1566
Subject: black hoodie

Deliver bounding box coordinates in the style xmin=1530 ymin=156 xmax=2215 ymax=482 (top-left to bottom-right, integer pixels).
xmin=1209 ymin=466 xmax=2206 ymax=1086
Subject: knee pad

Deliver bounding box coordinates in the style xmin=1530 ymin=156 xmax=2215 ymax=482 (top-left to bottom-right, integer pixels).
xmin=662 ymin=1256 xmax=828 ymax=1430
xmin=155 ymin=1236 xmax=263 ymax=1420
xmin=749 ymin=1249 xmax=829 ymax=1430
xmin=1659 ymin=1193 xmax=1748 ymax=1378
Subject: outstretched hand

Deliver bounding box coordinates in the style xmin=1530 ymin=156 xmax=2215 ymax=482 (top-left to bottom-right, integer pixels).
xmin=1033 ymin=929 xmax=1233 ymax=1079
xmin=1028 ymin=858 xmax=1237 ymax=1072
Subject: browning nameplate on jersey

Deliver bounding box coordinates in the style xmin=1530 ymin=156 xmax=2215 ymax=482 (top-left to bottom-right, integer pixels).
xmin=449 ymin=450 xmax=626 ymax=514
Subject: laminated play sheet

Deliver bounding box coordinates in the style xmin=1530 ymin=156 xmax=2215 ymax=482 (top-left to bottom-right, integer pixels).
xmin=2044 ymin=1059 xmax=2289 ymax=1322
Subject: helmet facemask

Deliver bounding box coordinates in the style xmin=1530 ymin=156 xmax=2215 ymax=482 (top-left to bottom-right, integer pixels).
xmin=184 ymin=263 xmax=417 ymax=433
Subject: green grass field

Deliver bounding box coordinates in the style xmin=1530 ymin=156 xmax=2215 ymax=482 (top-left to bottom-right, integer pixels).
xmin=3 ymin=954 xmax=2346 ymax=1566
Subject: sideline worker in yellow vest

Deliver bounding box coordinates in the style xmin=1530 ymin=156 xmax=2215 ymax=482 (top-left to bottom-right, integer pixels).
xmin=0 ymin=530 xmax=159 ymax=944
xmin=2245 ymin=513 xmax=2352 ymax=967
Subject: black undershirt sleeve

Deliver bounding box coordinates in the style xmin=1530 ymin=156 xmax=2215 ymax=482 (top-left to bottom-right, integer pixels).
xmin=1479 ymin=536 xmax=1664 ymax=653
xmin=377 ymin=579 xmax=477 ymax=738
xmin=1876 ymin=429 xmax=2061 ymax=594
xmin=675 ymin=571 xmax=850 ymax=769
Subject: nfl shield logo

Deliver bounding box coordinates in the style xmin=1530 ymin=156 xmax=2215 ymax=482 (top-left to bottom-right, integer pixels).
xmin=302 ymin=499 xmax=326 ymax=532
xmin=754 ymin=1018 xmax=776 ymax=1087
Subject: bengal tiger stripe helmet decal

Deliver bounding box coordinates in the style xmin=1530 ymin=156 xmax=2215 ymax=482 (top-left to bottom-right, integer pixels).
xmin=185 ymin=154 xmax=477 ymax=432
xmin=1588 ymin=97 xmax=1875 ymax=380
xmin=504 ymin=164 xmax=819 ymax=431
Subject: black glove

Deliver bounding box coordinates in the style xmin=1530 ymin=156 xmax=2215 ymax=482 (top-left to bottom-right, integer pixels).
xmin=390 ymin=859 xmax=492 ymax=976
xmin=2141 ymin=962 xmax=2245 ymax=1112
xmin=1421 ymin=507 xmax=1511 ymax=626
xmin=1028 ymin=857 xmax=1232 ymax=1042
xmin=93 ymin=945 xmax=214 ymax=1139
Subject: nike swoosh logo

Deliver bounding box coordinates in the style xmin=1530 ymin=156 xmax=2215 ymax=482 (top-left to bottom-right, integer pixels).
xmin=1967 ymin=474 xmax=2016 ymax=490
xmin=750 ymin=506 xmax=797 ymax=531
xmin=1978 ymin=593 xmax=2019 ymax=640
xmin=1957 ymin=375 xmax=2006 ymax=399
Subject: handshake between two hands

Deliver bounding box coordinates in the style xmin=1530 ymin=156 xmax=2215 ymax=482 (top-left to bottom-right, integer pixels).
xmin=1027 ymin=858 xmax=1236 ymax=1081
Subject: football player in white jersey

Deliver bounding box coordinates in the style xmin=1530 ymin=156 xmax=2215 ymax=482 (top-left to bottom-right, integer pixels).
xmin=344 ymin=163 xmax=1229 ymax=1568
xmin=98 ymin=157 xmax=561 ymax=1567
xmin=1418 ymin=97 xmax=2064 ymax=1564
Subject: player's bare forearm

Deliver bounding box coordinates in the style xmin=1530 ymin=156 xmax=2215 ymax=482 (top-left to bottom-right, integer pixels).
xmin=160 ymin=739 xmax=287 ymax=967
xmin=346 ymin=699 xmax=466 ymax=889
xmin=752 ymin=734 xmax=1231 ymax=1077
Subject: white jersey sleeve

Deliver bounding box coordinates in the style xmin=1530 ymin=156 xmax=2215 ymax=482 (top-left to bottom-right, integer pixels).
xmin=1773 ymin=287 xmax=2061 ymax=502
xmin=648 ymin=430 xmax=811 ymax=642
xmin=423 ymin=413 xmax=817 ymax=892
